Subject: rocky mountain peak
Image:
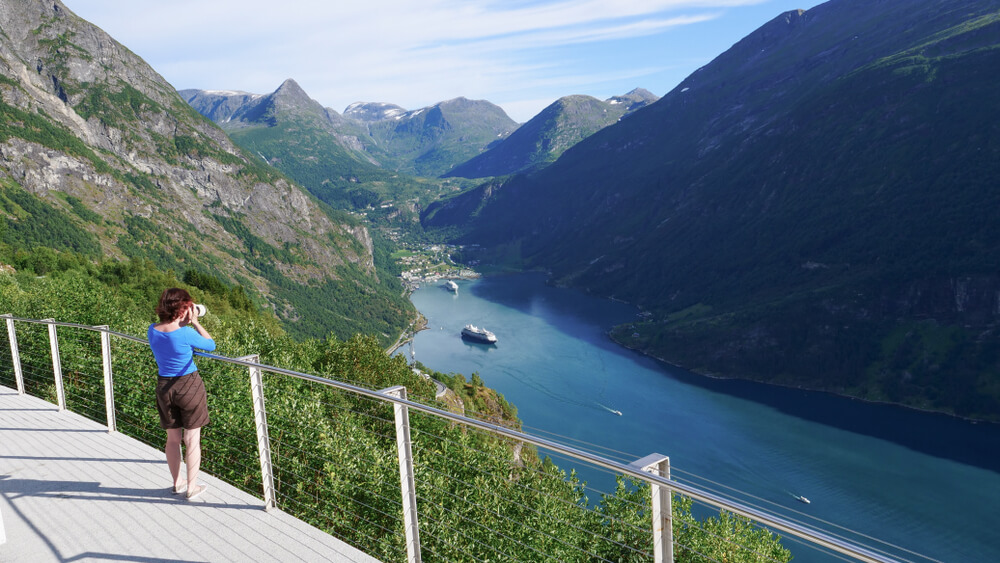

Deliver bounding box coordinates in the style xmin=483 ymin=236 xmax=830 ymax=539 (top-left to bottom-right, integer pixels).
xmin=270 ymin=78 xmax=323 ymax=113
xmin=344 ymin=101 xmax=408 ymax=122
xmin=273 ymin=78 xmax=307 ymax=99
xmin=616 ymin=88 xmax=658 ymax=103
xmin=606 ymin=88 xmax=659 ymax=113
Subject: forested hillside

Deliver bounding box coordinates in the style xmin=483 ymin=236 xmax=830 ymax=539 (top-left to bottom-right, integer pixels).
xmin=423 ymin=0 xmax=1000 ymax=420
xmin=0 ymin=251 xmax=790 ymax=562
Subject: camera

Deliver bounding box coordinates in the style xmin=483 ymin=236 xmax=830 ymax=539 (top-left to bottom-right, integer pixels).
xmin=193 ymin=303 xmax=207 ymax=317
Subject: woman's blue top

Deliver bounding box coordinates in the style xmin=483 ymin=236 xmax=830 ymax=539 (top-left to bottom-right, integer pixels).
xmin=147 ymin=324 xmax=217 ymax=378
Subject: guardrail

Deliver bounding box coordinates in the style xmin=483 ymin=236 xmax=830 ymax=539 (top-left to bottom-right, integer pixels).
xmin=0 ymin=314 xmax=902 ymax=563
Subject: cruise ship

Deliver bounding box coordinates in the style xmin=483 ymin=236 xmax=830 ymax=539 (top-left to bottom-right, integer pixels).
xmin=445 ymin=280 xmax=458 ymax=292
xmin=461 ymin=324 xmax=497 ymax=344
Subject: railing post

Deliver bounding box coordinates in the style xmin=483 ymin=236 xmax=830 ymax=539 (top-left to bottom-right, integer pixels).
xmin=632 ymin=453 xmax=673 ymax=563
xmin=3 ymin=314 xmax=25 ymax=394
xmin=242 ymin=354 xmax=276 ymax=511
xmin=380 ymin=385 xmax=422 ymax=563
xmin=97 ymin=326 xmax=117 ymax=432
xmin=44 ymin=319 xmax=66 ymax=411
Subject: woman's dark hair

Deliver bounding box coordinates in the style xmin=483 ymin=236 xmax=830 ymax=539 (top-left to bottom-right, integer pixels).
xmin=156 ymin=288 xmax=193 ymax=322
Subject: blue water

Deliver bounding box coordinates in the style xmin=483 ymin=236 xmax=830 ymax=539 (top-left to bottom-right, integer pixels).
xmin=405 ymin=272 xmax=1000 ymax=562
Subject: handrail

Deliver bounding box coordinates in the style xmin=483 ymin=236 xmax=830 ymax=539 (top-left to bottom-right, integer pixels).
xmin=196 ymin=351 xmax=894 ymax=562
xmin=0 ymin=314 xmax=899 ymax=562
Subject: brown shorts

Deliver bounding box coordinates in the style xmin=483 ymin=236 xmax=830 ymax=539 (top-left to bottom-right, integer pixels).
xmin=155 ymin=371 xmax=210 ymax=430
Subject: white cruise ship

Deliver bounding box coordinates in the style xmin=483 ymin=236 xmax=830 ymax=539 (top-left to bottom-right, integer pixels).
xmin=461 ymin=324 xmax=497 ymax=344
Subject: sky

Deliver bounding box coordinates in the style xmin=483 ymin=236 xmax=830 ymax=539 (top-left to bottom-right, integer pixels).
xmin=65 ymin=0 xmax=820 ymax=123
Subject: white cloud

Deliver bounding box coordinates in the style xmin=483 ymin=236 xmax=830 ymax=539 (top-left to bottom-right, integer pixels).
xmin=64 ymin=0 xmax=785 ymax=121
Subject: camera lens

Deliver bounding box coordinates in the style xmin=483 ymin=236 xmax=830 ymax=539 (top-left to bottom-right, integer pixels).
xmin=193 ymin=304 xmax=207 ymax=317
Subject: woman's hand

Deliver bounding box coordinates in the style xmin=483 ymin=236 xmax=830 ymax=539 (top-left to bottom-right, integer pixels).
xmin=179 ymin=303 xmax=196 ymax=326
xmin=186 ymin=303 xmax=213 ymax=341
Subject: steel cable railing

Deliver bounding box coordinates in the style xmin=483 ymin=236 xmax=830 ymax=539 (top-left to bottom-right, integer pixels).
xmin=406 ymin=421 xmax=656 ymax=562
xmin=0 ymin=314 xmax=906 ymax=563
xmin=57 ymin=328 xmax=105 ymax=424
xmin=0 ymin=324 xmax=16 ymax=390
xmin=13 ymin=321 xmax=55 ymax=402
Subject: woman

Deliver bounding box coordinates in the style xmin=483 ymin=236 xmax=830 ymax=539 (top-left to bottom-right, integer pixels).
xmin=148 ymin=288 xmax=216 ymax=500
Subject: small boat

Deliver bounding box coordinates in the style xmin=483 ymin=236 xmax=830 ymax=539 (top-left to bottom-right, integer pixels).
xmin=795 ymin=495 xmax=811 ymax=504
xmin=612 ymin=410 xmax=622 ymax=416
xmin=445 ymin=280 xmax=458 ymax=292
xmin=462 ymin=324 xmax=497 ymax=344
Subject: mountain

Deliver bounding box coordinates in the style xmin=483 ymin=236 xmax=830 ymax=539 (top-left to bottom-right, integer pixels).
xmin=446 ymin=89 xmax=658 ymax=179
xmin=187 ymin=86 xmax=520 ymax=179
xmin=181 ymin=79 xmax=375 ymax=154
xmin=348 ymin=97 xmax=520 ymax=177
xmin=0 ymin=0 xmax=411 ymax=341
xmin=424 ymin=0 xmax=1000 ymax=419
xmin=183 ymin=83 xmax=477 ymax=222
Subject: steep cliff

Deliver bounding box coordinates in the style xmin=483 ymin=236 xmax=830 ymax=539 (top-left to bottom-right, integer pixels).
xmin=0 ymin=0 xmax=409 ymax=340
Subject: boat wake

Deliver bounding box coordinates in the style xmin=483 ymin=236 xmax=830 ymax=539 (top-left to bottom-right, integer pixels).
xmin=494 ymin=369 xmax=622 ymax=416
xmin=596 ymin=402 xmax=623 ymax=416
xmin=785 ymin=491 xmax=811 ymax=504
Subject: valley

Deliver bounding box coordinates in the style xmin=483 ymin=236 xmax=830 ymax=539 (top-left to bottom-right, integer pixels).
xmin=2 ymin=0 xmax=998 ymax=560
xmin=1 ymin=0 xmax=997 ymax=434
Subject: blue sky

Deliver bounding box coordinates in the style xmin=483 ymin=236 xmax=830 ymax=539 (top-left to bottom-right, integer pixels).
xmin=66 ymin=0 xmax=821 ymax=122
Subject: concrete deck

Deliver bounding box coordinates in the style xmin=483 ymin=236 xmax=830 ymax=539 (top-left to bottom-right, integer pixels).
xmin=0 ymin=386 xmax=381 ymax=563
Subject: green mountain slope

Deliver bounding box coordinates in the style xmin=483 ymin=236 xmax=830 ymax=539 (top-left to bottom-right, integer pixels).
xmin=423 ymin=0 xmax=1000 ymax=419
xmin=0 ymin=0 xmax=411 ymax=342
xmin=446 ymin=89 xmax=657 ymax=179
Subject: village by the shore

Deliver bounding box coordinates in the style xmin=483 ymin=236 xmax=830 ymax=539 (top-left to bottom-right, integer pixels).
xmin=394 ymin=243 xmax=481 ymax=291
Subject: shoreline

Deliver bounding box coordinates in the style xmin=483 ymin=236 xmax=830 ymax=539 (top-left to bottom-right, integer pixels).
xmin=401 ymin=270 xmax=481 ymax=293
xmin=608 ymin=331 xmax=998 ymax=426
xmin=395 ymin=267 xmax=997 ymax=426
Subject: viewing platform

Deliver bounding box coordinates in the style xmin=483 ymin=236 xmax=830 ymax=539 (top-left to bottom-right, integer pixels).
xmin=0 ymin=315 xmax=903 ymax=563
xmin=0 ymin=386 xmax=380 ymax=562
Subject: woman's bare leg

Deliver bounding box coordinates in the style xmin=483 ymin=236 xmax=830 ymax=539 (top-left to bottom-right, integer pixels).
xmin=183 ymin=427 xmax=202 ymax=489
xmin=166 ymin=428 xmax=184 ymax=490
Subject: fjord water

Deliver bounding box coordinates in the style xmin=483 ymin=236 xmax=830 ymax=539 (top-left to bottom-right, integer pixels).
xmin=407 ymin=273 xmax=1000 ymax=562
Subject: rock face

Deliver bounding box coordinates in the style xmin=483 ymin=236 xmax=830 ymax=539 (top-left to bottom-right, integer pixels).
xmin=0 ymin=0 xmax=389 ymax=336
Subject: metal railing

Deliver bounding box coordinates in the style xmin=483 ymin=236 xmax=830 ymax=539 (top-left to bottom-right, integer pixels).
xmin=0 ymin=314 xmax=903 ymax=563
